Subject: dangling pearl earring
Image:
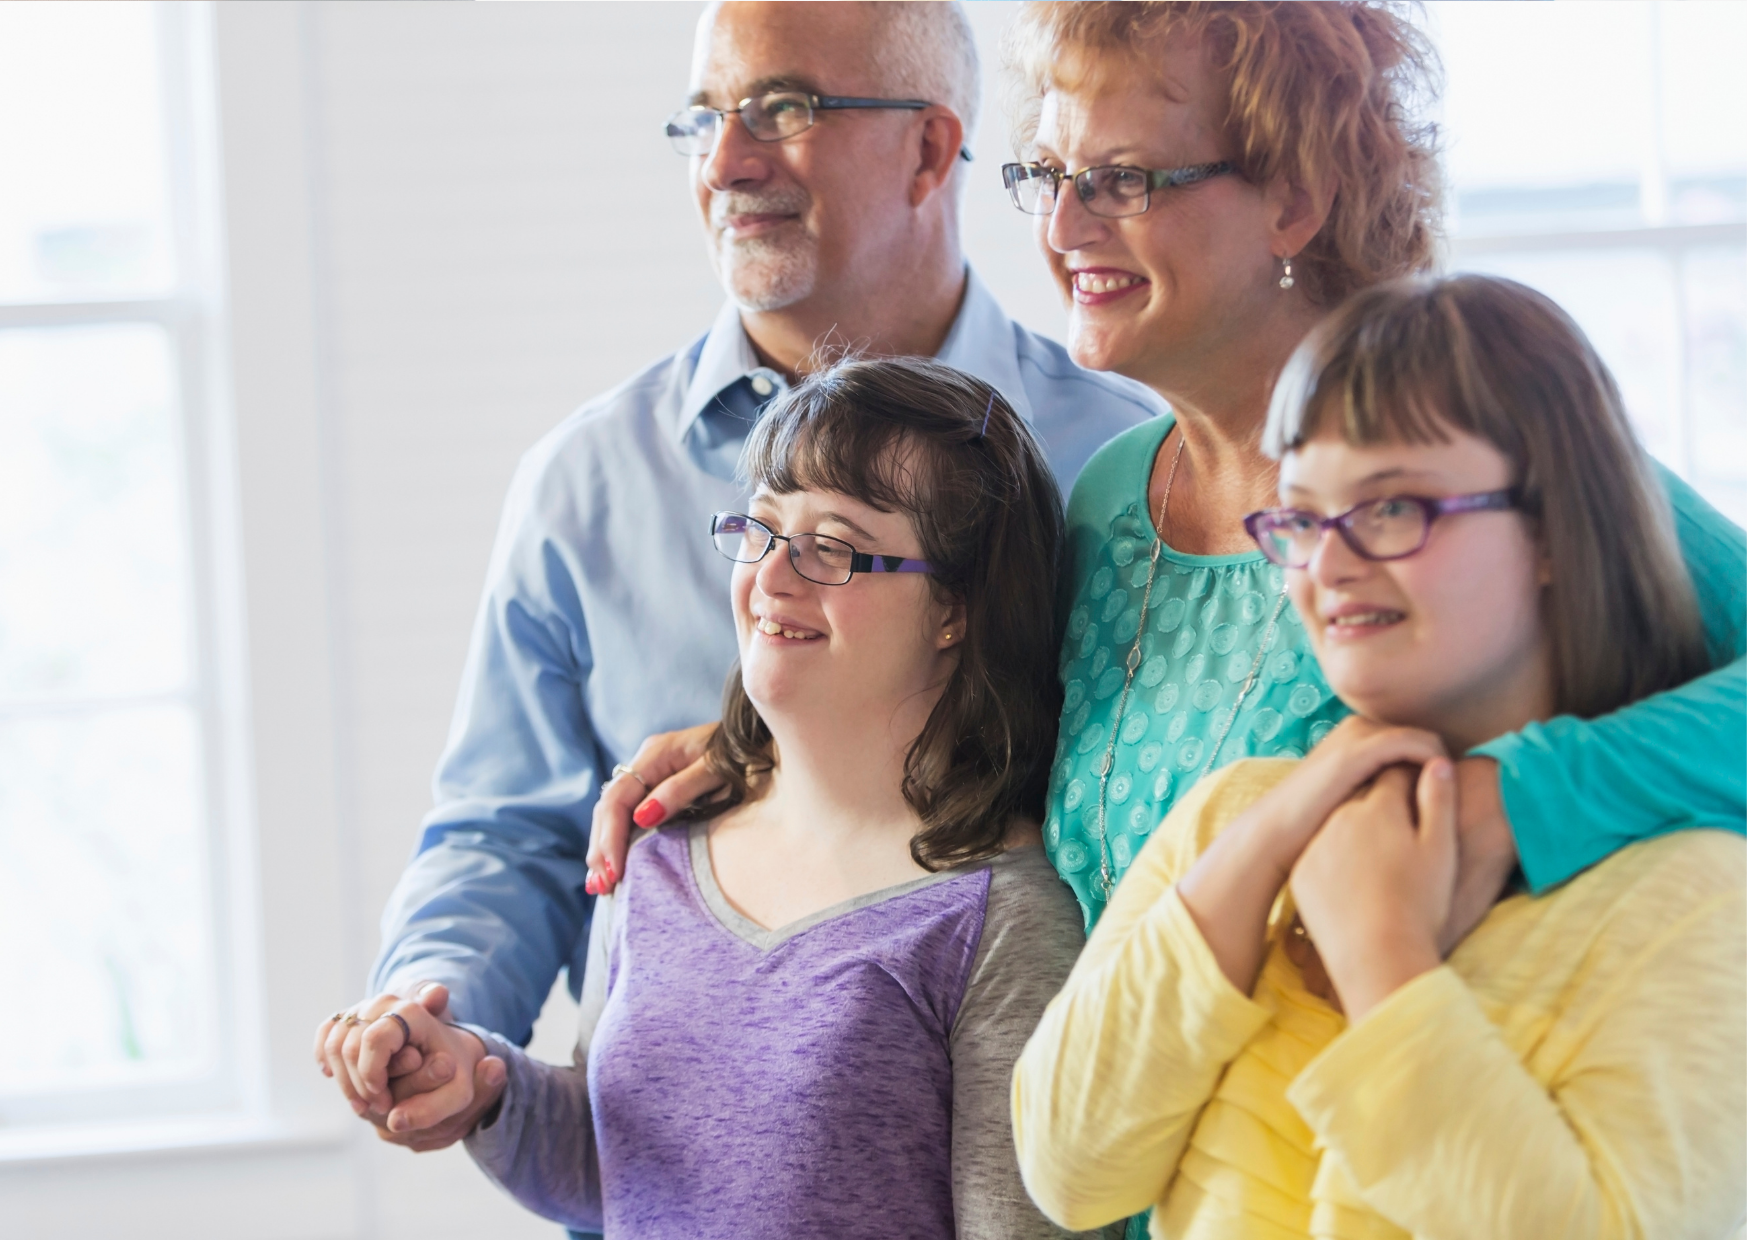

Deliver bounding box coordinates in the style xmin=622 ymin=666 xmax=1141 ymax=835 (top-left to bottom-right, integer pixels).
xmin=1278 ymin=255 xmax=1295 ymax=291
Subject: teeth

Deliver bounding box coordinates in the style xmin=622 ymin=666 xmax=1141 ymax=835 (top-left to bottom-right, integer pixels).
xmin=1074 ymin=272 xmax=1142 ymax=295
xmin=1330 ymin=611 xmax=1403 ymax=627
xmin=755 ymin=617 xmax=820 ymax=640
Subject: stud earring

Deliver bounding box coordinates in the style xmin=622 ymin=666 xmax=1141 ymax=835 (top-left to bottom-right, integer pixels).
xmin=1278 ymin=255 xmax=1295 ymax=291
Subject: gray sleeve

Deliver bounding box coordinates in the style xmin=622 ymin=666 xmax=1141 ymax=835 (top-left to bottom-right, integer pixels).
xmin=950 ymin=848 xmax=1122 ymax=1240
xmin=463 ymin=891 xmax=621 ymax=1231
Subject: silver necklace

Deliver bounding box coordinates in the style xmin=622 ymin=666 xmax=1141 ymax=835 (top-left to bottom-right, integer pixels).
xmin=1090 ymin=432 xmax=1289 ymax=903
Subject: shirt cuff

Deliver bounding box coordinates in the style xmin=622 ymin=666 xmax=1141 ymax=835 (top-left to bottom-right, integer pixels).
xmin=1470 ymin=728 xmax=1576 ymax=894
xmin=1285 ymin=966 xmax=1487 ymax=1182
xmin=460 ymin=1025 xmax=524 ymax=1161
xmin=1156 ymin=886 xmax=1274 ymax=1054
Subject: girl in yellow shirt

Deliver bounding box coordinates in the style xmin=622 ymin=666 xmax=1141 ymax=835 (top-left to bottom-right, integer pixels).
xmin=1012 ymin=274 xmax=1745 ymax=1240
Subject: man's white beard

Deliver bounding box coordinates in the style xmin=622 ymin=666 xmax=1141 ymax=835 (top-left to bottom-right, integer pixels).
xmin=720 ymin=234 xmax=818 ymax=312
xmin=710 ymin=188 xmax=818 ymax=312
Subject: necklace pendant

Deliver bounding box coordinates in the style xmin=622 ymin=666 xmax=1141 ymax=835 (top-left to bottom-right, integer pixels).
xmin=1125 ymin=645 xmax=1142 ymax=672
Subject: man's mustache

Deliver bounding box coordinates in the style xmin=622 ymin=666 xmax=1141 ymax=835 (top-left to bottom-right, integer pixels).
xmin=710 ymin=188 xmax=811 ymax=231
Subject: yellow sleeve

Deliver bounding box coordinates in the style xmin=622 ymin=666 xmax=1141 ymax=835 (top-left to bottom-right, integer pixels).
xmin=1286 ymin=836 xmax=1747 ymax=1240
xmin=1011 ymin=762 xmax=1292 ymax=1231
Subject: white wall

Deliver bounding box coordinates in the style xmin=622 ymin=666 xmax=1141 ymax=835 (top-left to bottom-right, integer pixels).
xmin=0 ymin=3 xmax=1052 ymax=1236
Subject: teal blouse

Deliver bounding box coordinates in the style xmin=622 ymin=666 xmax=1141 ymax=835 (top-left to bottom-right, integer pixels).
xmin=1045 ymin=416 xmax=1748 ymax=927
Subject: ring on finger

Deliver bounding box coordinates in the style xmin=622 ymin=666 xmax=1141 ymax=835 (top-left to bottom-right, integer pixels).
xmin=377 ymin=1011 xmax=413 ymax=1048
xmin=610 ymin=762 xmax=650 ymax=792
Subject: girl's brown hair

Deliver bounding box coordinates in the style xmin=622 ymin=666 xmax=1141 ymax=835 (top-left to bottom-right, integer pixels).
xmin=684 ymin=356 xmax=1066 ymax=871
xmin=1006 ymin=1 xmax=1443 ymax=305
xmin=1265 ymin=274 xmax=1710 ymax=719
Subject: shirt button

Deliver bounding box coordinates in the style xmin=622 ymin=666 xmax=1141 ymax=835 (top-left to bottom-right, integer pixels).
xmin=750 ymin=374 xmax=774 ymax=397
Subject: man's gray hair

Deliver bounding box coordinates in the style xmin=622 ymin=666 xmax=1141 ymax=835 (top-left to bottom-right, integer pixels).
xmin=870 ymin=1 xmax=981 ymax=150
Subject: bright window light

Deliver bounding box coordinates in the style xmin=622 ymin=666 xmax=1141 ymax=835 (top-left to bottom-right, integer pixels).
xmin=1432 ymin=0 xmax=1746 ymax=524
xmin=0 ymin=2 xmax=231 ymax=1124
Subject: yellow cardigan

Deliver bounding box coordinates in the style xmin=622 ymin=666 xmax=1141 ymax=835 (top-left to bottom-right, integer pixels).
xmin=1012 ymin=759 xmax=1745 ymax=1240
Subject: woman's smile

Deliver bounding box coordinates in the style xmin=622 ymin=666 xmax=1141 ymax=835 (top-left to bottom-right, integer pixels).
xmin=1070 ymin=266 xmax=1149 ymax=304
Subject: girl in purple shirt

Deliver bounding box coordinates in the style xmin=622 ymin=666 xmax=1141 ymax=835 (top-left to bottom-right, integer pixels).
xmin=382 ymin=358 xmax=1100 ymax=1238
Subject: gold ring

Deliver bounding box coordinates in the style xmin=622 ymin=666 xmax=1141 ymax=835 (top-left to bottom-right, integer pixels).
xmin=340 ymin=1011 xmax=364 ymax=1027
xmin=330 ymin=1011 xmax=346 ymax=1024
xmin=611 ymin=762 xmax=650 ymax=792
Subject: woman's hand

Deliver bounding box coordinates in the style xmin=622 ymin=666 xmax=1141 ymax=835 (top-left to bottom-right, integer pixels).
xmin=586 ymin=722 xmax=722 ymax=893
xmin=1291 ymin=760 xmax=1458 ymax=1022
xmin=1177 ymin=717 xmax=1447 ymax=995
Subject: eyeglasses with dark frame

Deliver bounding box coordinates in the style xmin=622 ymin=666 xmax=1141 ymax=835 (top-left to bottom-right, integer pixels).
xmin=711 ymin=512 xmax=934 ymax=586
xmin=666 ymin=91 xmax=972 ymax=161
xmin=1000 ymin=160 xmax=1236 ymax=218
xmin=1242 ymin=490 xmax=1521 ymax=569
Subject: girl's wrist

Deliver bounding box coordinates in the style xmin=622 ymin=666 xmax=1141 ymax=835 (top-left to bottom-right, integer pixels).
xmin=1325 ymin=931 xmax=1441 ymax=1022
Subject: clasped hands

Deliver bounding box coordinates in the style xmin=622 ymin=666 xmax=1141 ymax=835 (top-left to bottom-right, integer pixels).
xmin=313 ymin=983 xmax=507 ymax=1151
xmin=1180 ymin=716 xmax=1519 ymax=1022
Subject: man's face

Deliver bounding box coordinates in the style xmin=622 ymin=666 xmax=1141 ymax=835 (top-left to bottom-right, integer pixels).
xmin=687 ymin=2 xmax=925 ymax=313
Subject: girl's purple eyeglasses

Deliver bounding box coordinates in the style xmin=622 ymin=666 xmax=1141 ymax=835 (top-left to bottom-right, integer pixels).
xmin=1243 ymin=489 xmax=1520 ymax=569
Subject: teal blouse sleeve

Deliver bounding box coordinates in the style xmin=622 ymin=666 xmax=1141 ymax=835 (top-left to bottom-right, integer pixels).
xmin=1475 ymin=464 xmax=1747 ymax=892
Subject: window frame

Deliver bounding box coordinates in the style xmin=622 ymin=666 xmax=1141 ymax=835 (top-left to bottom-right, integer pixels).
xmin=0 ymin=2 xmax=337 ymax=1154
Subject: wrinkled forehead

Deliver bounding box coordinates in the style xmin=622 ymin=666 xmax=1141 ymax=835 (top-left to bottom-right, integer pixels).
xmin=690 ymin=1 xmax=883 ymax=103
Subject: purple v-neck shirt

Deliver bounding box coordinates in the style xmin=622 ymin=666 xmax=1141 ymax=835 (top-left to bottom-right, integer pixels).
xmin=466 ymin=823 xmax=1095 ymax=1239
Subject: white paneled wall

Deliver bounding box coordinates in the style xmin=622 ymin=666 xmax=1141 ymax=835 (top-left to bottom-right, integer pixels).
xmin=0 ymin=3 xmax=1051 ymax=1236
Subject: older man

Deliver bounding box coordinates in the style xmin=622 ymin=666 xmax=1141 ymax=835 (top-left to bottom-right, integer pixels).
xmin=317 ymin=0 xmax=1157 ymax=1157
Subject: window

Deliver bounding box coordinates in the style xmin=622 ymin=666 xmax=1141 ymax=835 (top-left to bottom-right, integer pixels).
xmin=0 ymin=2 xmax=244 ymax=1127
xmin=1433 ymin=0 xmax=1747 ymax=525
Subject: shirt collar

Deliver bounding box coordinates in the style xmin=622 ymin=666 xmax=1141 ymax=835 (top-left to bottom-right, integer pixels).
xmin=935 ymin=268 xmax=1035 ymax=426
xmin=671 ymin=266 xmax=1032 ymax=446
xmin=674 ymin=298 xmax=785 ymax=446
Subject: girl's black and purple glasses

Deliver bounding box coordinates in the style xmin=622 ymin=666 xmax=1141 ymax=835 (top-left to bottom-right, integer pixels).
xmin=1243 ymin=489 xmax=1520 ymax=569
xmin=711 ymin=512 xmax=934 ymax=586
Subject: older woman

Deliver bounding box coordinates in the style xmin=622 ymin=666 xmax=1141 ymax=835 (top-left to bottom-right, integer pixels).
xmin=1000 ymin=0 xmax=1743 ymax=931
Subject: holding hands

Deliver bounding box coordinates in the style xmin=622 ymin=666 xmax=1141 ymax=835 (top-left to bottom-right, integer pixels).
xmin=313 ymin=984 xmax=507 ymax=1151
xmin=1289 ymin=760 xmax=1457 ymax=1020
xmin=1178 ymin=716 xmax=1508 ymax=1015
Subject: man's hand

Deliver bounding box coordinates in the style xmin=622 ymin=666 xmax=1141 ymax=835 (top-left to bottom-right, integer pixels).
xmin=1291 ymin=761 xmax=1457 ymax=1022
xmin=316 ymin=984 xmax=507 ymax=1151
xmin=586 ymin=721 xmax=723 ymax=893
xmin=1441 ymin=755 xmax=1518 ymax=956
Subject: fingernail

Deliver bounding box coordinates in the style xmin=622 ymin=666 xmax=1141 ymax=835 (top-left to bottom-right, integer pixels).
xmin=633 ymin=799 xmax=666 ymax=828
xmin=584 ymin=874 xmax=599 ymax=896
xmin=351 ymin=1099 xmax=366 ymax=1116
xmin=602 ymin=859 xmax=616 ymax=881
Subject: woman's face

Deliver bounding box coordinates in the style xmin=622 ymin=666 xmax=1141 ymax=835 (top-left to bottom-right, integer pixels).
xmin=1278 ymin=426 xmax=1553 ymax=749
xmin=1029 ymin=39 xmax=1285 ymax=388
xmin=732 ymin=487 xmax=957 ymax=742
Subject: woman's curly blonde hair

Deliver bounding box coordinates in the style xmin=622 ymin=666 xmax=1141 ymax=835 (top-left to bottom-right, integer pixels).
xmin=1006 ymin=1 xmax=1444 ymax=305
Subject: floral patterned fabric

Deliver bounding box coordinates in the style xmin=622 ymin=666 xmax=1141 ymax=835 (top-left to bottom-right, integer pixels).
xmin=1045 ymin=417 xmax=1346 ymax=928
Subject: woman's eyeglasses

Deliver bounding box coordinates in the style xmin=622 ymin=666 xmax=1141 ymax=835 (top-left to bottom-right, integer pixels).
xmin=711 ymin=512 xmax=933 ymax=586
xmin=1243 ymin=490 xmax=1521 ymax=569
xmin=1000 ymin=160 xmax=1235 ymax=218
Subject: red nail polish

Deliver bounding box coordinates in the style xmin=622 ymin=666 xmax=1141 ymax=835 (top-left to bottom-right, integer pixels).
xmin=584 ymin=874 xmax=599 ymax=896
xmin=633 ymin=799 xmax=666 ymax=828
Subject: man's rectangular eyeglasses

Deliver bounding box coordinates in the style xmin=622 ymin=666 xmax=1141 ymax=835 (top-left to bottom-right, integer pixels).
xmin=1243 ymin=490 xmax=1521 ymax=569
xmin=1001 ymin=160 xmax=1235 ymax=218
xmin=711 ymin=512 xmax=933 ymax=586
xmin=667 ymin=91 xmax=971 ymax=161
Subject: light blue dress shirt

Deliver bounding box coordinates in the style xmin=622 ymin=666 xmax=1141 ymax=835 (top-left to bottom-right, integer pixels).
xmin=371 ymin=271 xmax=1163 ymax=1042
